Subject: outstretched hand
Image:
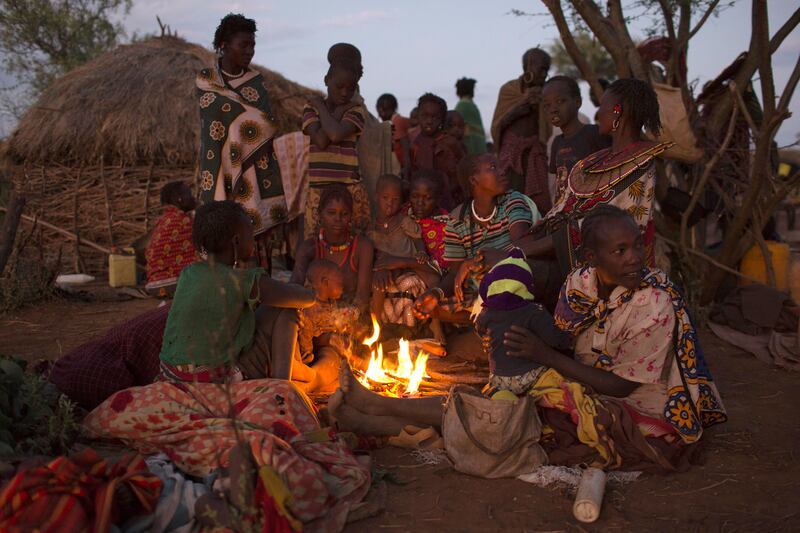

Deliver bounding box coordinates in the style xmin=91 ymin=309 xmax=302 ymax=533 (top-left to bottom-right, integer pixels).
xmin=413 ymin=289 xmax=441 ymax=319
xmin=454 ymin=258 xmax=482 ymax=302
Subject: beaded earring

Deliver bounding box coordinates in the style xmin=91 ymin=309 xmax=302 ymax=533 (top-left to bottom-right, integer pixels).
xmin=611 ymin=103 xmax=622 ymax=132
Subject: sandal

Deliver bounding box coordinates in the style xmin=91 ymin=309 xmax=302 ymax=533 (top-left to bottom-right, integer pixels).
xmin=387 ymin=425 xmax=444 ymax=450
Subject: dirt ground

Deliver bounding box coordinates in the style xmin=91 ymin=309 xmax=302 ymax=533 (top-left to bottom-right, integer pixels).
xmin=2 ymin=296 xmax=799 ymax=532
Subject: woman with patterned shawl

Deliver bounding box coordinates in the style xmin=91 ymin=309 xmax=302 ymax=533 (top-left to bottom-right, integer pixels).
xmin=327 ymin=206 xmax=726 ymax=474
xmin=197 ymin=14 xmax=286 ymax=267
xmin=516 ymin=78 xmax=672 ymax=309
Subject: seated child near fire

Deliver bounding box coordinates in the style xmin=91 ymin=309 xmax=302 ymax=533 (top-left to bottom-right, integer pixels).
xmin=145 ymin=181 xmax=198 ymax=298
xmin=475 ymin=248 xmax=573 ymax=396
xmin=368 ymin=174 xmax=442 ymax=336
xmin=159 ymin=201 xmax=314 ymax=384
xmin=298 ymin=259 xmax=361 ymax=362
xmin=407 ymin=171 xmax=451 ymax=271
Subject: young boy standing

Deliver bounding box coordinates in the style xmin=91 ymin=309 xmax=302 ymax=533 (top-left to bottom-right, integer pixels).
xmin=410 ymin=93 xmax=466 ymax=210
xmin=376 ymin=93 xmax=411 ymax=175
xmin=145 ymin=181 xmax=198 ymax=298
xmin=543 ymin=76 xmax=611 ymax=203
xmin=303 ymin=60 xmax=370 ymax=238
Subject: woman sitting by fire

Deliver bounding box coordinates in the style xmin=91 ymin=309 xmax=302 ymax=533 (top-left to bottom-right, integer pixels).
xmin=329 ymin=207 xmax=727 ymax=473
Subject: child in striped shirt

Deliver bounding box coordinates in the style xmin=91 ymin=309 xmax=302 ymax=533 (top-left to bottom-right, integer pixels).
xmin=302 ymin=58 xmax=370 ymax=238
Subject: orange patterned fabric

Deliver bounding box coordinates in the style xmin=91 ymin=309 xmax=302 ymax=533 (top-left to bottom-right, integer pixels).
xmin=0 ymin=448 xmax=161 ymax=532
xmin=83 ymin=379 xmax=370 ymax=530
xmin=145 ymin=206 xmax=197 ymax=290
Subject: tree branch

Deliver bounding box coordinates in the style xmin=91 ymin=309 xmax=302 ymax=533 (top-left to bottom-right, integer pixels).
xmin=541 ymin=0 xmax=604 ymax=100
xmin=754 ymin=1 xmax=776 ymax=118
xmin=608 ymin=0 xmax=650 ymax=81
xmin=686 ymin=0 xmax=721 ymax=42
xmin=680 ymin=84 xmax=739 ymax=253
xmin=777 ymin=54 xmax=800 ymax=117
xmin=661 ymin=236 xmax=763 ymax=285
xmin=657 ymin=0 xmax=677 ymax=41
xmin=731 ymin=82 xmax=759 ymax=134
xmin=706 ymin=6 xmax=799 ymax=146
xmin=569 ymin=0 xmax=632 ymax=78
xmin=770 ymin=6 xmax=800 ymax=54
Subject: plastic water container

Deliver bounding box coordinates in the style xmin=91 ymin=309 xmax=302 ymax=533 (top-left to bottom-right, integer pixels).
xmin=739 ymin=241 xmax=790 ymax=291
xmin=109 ymin=248 xmax=137 ymax=288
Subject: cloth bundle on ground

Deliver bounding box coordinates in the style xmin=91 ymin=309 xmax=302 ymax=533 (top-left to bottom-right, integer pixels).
xmin=83 ymin=379 xmax=370 ymax=531
xmin=0 ymin=448 xmax=161 ymax=532
xmin=48 ymin=304 xmax=169 ymax=409
xmin=709 ymin=284 xmax=800 ymax=371
xmin=124 ymin=454 xmax=210 ymax=533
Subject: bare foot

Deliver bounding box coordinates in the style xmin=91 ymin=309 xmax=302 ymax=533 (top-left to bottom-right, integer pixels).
xmin=327 ymin=388 xmax=345 ymax=425
xmin=338 ymin=360 xmax=389 ymax=415
xmin=328 ymin=395 xmax=401 ymax=436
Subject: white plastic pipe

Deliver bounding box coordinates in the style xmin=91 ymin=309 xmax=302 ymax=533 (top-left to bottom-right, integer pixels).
xmin=573 ymin=467 xmax=606 ymax=523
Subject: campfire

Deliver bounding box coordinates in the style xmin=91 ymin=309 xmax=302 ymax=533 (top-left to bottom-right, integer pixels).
xmin=357 ymin=315 xmax=430 ymax=396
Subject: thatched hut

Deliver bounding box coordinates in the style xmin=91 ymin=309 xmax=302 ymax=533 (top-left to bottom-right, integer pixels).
xmin=2 ymin=35 xmax=319 ymax=274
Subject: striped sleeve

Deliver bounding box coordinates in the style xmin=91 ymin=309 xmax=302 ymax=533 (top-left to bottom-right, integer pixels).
xmin=505 ymin=191 xmax=537 ymax=227
xmin=302 ymin=104 xmax=320 ymax=132
xmin=443 ymin=218 xmax=467 ymax=262
xmin=342 ymin=105 xmax=365 ymax=134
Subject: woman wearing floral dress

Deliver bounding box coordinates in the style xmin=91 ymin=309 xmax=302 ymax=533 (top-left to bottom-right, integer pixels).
xmin=197 ymin=13 xmax=287 ymax=267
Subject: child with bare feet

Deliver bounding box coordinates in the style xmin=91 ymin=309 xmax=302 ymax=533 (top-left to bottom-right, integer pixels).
xmin=294 ymin=259 xmax=360 ymax=393
xmin=368 ymin=174 xmax=441 ymax=336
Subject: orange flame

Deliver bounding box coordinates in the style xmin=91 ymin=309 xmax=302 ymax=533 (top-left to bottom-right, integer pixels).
xmin=361 ymin=344 xmax=392 ymax=384
xmin=357 ymin=315 xmax=430 ymax=396
xmin=405 ymin=352 xmax=429 ymax=395
xmin=362 ymin=314 xmax=380 ymax=347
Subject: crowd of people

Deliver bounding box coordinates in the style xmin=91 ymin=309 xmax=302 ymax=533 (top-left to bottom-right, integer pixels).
xmin=34 ymin=12 xmax=729 ymax=530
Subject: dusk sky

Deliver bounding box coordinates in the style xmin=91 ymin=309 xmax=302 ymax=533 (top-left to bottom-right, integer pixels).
xmin=2 ymin=1 xmax=799 ymax=144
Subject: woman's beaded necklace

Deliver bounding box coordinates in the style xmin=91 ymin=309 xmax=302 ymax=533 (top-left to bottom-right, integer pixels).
xmin=220 ymin=67 xmax=245 ymax=79
xmin=319 ymin=231 xmax=352 ymax=254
